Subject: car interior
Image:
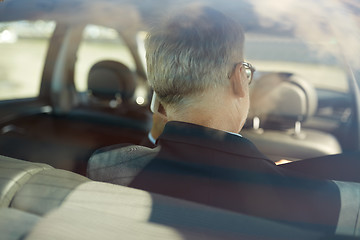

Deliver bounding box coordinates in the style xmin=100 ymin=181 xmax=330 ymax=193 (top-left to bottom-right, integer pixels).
xmin=241 ymin=72 xmax=342 ymax=161
xmin=0 ymin=0 xmax=358 ymax=174
xmin=3 ymin=155 xmax=343 ymax=240
xmin=1 ymin=0 xmax=360 ymax=239
xmin=0 ymin=20 xmax=152 ymax=175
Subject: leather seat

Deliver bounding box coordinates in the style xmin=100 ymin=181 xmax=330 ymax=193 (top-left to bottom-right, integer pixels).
xmin=69 ymin=59 xmax=151 ymax=134
xmin=87 ymin=60 xmax=136 ymax=107
xmin=81 ymin=60 xmax=150 ymax=121
xmin=0 ymin=208 xmax=40 ymax=240
xmin=2 ymin=154 xmax=360 ymax=238
xmin=0 ymin=156 xmax=52 ymax=208
xmin=241 ymin=72 xmax=342 ymax=161
xmin=0 ymin=155 xmax=89 ymax=215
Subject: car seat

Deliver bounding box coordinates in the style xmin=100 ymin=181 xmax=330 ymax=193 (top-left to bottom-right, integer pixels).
xmin=87 ymin=60 xmax=135 ymax=107
xmin=69 ymin=60 xmax=151 ymax=131
xmin=241 ymin=72 xmax=341 ymax=162
xmin=83 ymin=60 xmax=150 ymax=120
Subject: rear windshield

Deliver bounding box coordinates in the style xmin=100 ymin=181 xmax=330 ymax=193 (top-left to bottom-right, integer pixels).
xmin=0 ymin=20 xmax=55 ymax=100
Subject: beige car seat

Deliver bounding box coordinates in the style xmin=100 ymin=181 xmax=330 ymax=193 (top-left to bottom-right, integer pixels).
xmin=241 ymin=72 xmax=341 ymax=161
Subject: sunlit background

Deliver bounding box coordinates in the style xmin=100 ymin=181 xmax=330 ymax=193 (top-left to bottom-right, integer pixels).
xmin=0 ymin=0 xmax=359 ymax=101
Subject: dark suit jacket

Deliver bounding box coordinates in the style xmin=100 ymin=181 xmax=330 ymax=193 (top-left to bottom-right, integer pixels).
xmin=130 ymin=121 xmax=341 ymax=233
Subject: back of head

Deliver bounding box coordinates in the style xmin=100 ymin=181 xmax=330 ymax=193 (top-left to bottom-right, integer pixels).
xmin=146 ymin=5 xmax=245 ymax=107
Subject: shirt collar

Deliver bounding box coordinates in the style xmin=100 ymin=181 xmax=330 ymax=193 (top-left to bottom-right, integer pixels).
xmin=226 ymin=131 xmax=242 ymax=138
xmin=158 ymin=121 xmax=268 ymax=161
xmin=148 ymin=132 xmax=157 ymax=145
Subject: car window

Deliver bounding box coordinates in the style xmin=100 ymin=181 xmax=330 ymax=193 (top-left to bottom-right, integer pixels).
xmin=0 ymin=20 xmax=55 ymax=100
xmin=74 ymin=24 xmax=135 ymax=92
xmin=245 ymin=34 xmax=348 ymax=92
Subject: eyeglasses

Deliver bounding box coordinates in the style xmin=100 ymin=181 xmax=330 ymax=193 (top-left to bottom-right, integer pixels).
xmin=228 ymin=62 xmax=255 ymax=85
xmin=242 ymin=62 xmax=255 ymax=84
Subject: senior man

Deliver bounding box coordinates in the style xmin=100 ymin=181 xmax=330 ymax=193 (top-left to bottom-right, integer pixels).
xmin=127 ymin=5 xmax=343 ymax=233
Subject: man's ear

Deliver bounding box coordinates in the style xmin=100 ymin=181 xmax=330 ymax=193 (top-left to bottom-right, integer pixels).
xmin=158 ymin=102 xmax=167 ymax=118
xmin=230 ymin=63 xmax=247 ymax=98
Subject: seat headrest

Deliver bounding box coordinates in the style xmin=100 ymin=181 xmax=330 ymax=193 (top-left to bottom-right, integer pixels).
xmin=87 ymin=60 xmax=136 ymax=102
xmin=249 ymin=72 xmax=317 ymax=127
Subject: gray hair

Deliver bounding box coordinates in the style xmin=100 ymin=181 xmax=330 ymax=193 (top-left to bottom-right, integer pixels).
xmin=145 ymin=5 xmax=245 ymax=105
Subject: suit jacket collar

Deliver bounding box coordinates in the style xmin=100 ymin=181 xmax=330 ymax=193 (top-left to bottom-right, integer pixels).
xmin=158 ymin=121 xmax=271 ymax=162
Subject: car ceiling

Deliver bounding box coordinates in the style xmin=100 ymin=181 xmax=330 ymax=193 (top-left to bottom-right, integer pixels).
xmin=0 ymin=0 xmax=293 ymax=35
xmin=0 ymin=0 xmax=359 ymax=70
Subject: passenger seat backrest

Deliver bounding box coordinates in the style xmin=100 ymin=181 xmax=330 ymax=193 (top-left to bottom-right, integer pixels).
xmin=249 ymin=72 xmax=317 ymax=129
xmin=87 ymin=145 xmax=160 ymax=186
xmin=242 ymin=72 xmax=341 ymax=161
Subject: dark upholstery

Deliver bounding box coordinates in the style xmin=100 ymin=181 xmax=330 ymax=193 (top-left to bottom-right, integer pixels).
xmin=86 ymin=140 xmax=360 ymax=236
xmin=76 ymin=59 xmax=151 ymax=127
xmin=87 ymin=60 xmax=136 ymax=102
xmin=87 ymin=144 xmax=160 ymax=186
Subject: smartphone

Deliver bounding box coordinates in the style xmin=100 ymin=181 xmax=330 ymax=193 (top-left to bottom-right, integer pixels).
xmin=150 ymin=92 xmax=160 ymax=113
xmin=150 ymin=92 xmax=167 ymax=118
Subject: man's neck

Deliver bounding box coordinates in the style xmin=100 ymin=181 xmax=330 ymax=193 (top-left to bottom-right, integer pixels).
xmin=165 ymin=87 xmax=245 ymax=134
xmin=167 ymin=103 xmax=239 ymax=134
